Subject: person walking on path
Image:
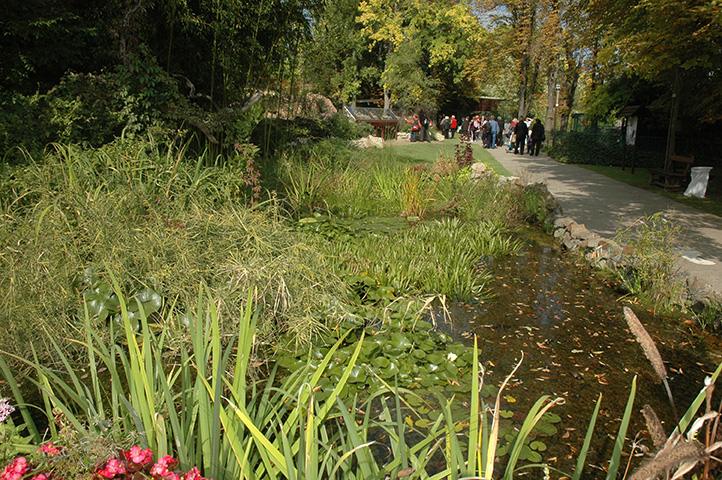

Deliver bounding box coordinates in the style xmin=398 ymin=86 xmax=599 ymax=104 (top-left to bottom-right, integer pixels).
xmin=489 ymin=117 xmax=500 ymax=149
xmin=513 ymin=119 xmax=528 ymax=154
xmin=530 ymin=119 xmax=545 ymax=156
xmin=407 ymin=114 xmax=420 ymax=142
xmin=450 ymin=116 xmax=457 ymax=138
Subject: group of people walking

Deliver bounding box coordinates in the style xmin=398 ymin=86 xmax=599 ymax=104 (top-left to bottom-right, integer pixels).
xmin=509 ymin=117 xmax=546 ymax=156
xmin=406 ymin=113 xmax=433 ymax=142
xmin=405 ymin=111 xmax=546 ymax=157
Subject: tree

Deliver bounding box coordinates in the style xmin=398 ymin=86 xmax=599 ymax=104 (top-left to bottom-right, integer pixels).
xmin=585 ymin=0 xmax=722 ymax=153
xmin=0 ymin=0 xmax=121 ymax=93
xmin=357 ymin=0 xmax=480 ymax=111
xmin=473 ymin=0 xmax=561 ymax=119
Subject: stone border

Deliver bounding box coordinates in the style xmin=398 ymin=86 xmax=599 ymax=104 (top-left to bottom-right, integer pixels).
xmin=496 ymin=173 xmax=720 ymax=309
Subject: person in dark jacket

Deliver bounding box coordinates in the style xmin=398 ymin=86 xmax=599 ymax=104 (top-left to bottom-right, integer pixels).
xmin=513 ymin=119 xmax=528 ymax=155
xmin=530 ymin=119 xmax=545 ymax=156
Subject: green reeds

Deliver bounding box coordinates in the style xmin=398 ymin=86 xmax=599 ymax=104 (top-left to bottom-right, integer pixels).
xmin=327 ymin=218 xmax=520 ymax=301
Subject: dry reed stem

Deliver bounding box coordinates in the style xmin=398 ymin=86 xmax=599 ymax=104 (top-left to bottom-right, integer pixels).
xmin=623 ymin=307 xmax=667 ymax=382
xmin=642 ymin=404 xmax=667 ymax=450
xmin=623 ymin=307 xmax=679 ymax=421
xmin=628 ymin=440 xmax=706 ymax=480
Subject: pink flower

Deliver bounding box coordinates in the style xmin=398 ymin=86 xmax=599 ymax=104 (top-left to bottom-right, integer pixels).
xmin=126 ymin=446 xmax=153 ymax=465
xmin=96 ymin=458 xmax=126 ymax=479
xmin=1 ymin=457 xmax=30 ymax=480
xmin=149 ymin=455 xmax=177 ymax=477
xmin=31 ymin=474 xmax=50 ymax=480
xmin=39 ymin=442 xmax=61 ymax=456
xmin=183 ymin=467 xmax=205 ymax=480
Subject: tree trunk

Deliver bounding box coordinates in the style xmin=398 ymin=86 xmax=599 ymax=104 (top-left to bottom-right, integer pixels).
xmin=665 ymin=68 xmax=682 ymax=158
xmin=518 ymin=55 xmax=529 ymax=118
xmin=545 ymin=66 xmax=557 ymax=128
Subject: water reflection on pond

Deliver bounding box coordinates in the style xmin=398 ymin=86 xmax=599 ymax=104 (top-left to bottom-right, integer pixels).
xmin=446 ymin=226 xmax=722 ymax=477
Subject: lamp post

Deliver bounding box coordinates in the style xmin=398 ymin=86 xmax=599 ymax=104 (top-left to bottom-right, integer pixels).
xmin=552 ymin=84 xmax=560 ymax=146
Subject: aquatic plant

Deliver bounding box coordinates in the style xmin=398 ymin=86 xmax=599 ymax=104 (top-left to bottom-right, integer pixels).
xmin=321 ymin=217 xmax=521 ymax=302
xmin=622 ymin=307 xmax=722 ymax=479
xmin=612 ymin=213 xmax=687 ymax=312
xmin=0 ymin=139 xmax=345 ymax=370
xmin=401 ymin=163 xmax=436 ymax=219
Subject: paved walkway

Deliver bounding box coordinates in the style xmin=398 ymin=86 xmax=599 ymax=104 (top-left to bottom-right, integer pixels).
xmin=483 ymin=146 xmax=722 ymax=296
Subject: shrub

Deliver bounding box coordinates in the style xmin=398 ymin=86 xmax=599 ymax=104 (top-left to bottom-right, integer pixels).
xmin=546 ymin=132 xmax=622 ymax=166
xmin=611 ymin=213 xmax=687 ymax=312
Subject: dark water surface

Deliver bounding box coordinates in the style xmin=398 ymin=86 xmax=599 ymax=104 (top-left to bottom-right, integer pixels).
xmin=445 ymin=226 xmax=722 ymax=478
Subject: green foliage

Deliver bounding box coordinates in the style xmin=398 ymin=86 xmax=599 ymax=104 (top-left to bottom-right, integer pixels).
xmin=321 ymin=217 xmax=521 ymax=301
xmin=401 ymin=164 xmax=437 ymax=219
xmin=0 ymin=92 xmax=54 ymax=162
xmin=0 ymin=139 xmax=344 ymax=370
xmin=611 ymin=213 xmax=687 ymax=312
xmin=693 ymin=299 xmax=722 ymax=332
xmin=546 ymin=132 xmax=623 ymax=166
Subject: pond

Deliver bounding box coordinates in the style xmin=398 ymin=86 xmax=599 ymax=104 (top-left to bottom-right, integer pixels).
xmin=444 ymin=225 xmax=722 ymax=477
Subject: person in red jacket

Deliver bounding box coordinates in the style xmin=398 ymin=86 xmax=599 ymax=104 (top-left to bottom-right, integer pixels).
xmin=450 ymin=116 xmax=458 ymax=138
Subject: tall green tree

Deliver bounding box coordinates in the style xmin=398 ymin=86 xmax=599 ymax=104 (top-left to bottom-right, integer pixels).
xmin=0 ymin=0 xmax=121 ymax=93
xmin=357 ymin=0 xmax=480 ymax=111
xmin=585 ymin=0 xmax=722 ymax=151
xmin=474 ymin=0 xmax=561 ymax=119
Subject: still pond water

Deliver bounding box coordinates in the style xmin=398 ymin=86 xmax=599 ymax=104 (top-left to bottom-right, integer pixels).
xmin=442 ymin=225 xmax=722 ymax=478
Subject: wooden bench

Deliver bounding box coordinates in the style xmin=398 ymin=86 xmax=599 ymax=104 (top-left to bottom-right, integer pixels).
xmin=648 ymin=154 xmax=695 ymax=191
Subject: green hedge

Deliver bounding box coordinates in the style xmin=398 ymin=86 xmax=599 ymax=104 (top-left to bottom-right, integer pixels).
xmin=547 ymin=132 xmax=664 ymax=168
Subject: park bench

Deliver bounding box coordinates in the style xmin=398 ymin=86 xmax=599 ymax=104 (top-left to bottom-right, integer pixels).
xmin=648 ymin=154 xmax=695 ymax=191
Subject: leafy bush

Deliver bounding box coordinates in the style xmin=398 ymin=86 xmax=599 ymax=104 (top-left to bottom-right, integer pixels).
xmin=0 ymin=91 xmax=54 ymax=164
xmin=546 ymin=132 xmax=623 ymax=166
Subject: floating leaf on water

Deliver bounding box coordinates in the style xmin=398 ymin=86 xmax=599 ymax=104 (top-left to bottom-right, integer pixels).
xmin=520 ymin=445 xmax=543 ymax=462
xmin=390 ymin=332 xmax=413 ymax=351
xmin=415 ymin=418 xmax=430 ymax=428
xmin=534 ymin=422 xmax=558 ymax=436
xmin=412 ymin=350 xmax=426 ymax=360
xmin=530 ymin=441 xmax=547 ymax=452
xmin=426 ymin=354 xmax=444 ymax=364
xmin=504 ymin=395 xmax=517 ymax=403
xmin=541 ymin=412 xmax=561 ymax=423
xmin=500 ymin=410 xmax=514 ymax=419
xmin=347 ymin=366 xmax=366 ymax=383
xmin=372 ymin=357 xmax=390 ymax=369
xmin=380 ymin=362 xmax=399 ymax=379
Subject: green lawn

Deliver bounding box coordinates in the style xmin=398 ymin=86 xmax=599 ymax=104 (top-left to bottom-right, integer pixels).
xmin=578 ymin=164 xmax=722 ymax=217
xmin=384 ymin=138 xmax=511 ymax=176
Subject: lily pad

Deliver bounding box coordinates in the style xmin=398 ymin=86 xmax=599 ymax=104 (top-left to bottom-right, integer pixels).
xmin=530 ymin=441 xmax=547 ymax=452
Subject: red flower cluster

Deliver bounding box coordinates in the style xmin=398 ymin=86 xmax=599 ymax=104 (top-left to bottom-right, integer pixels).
xmin=95 ymin=448 xmax=208 ymax=480
xmin=0 ymin=444 xmax=208 ymax=480
xmin=0 ymin=457 xmax=30 ymax=480
xmin=0 ymin=442 xmax=65 ymax=480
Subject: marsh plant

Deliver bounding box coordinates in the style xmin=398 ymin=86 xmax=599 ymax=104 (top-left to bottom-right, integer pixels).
xmin=322 ymin=217 xmax=522 ymax=302
xmin=621 ymin=307 xmax=722 ymax=479
xmin=0 ymin=139 xmax=344 ymax=370
xmin=612 ymin=213 xmax=688 ymax=311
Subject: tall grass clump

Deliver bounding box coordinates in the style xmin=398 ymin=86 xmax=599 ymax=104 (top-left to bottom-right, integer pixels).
xmin=0 ymin=138 xmax=344 ymax=371
xmin=611 ymin=212 xmax=688 ymax=312
xmin=324 ymin=218 xmax=522 ymax=301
